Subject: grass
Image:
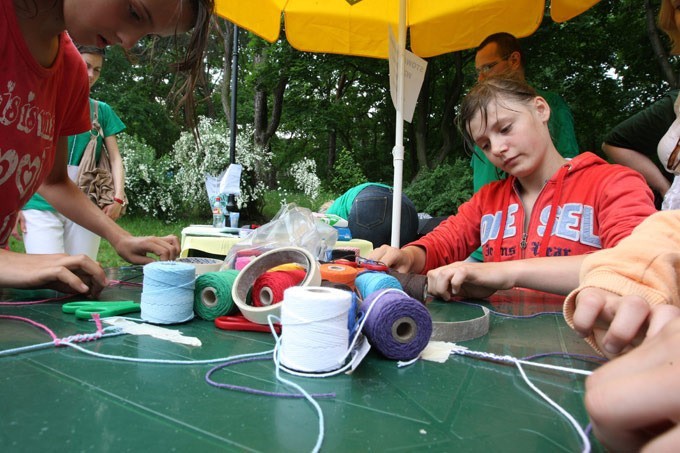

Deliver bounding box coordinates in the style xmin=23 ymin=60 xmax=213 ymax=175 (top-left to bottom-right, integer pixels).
xmin=9 ymin=190 xmax=333 ymax=268
xmin=9 ymin=214 xmax=207 ymax=268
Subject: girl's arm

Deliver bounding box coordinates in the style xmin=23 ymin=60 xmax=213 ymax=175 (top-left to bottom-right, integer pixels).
xmin=603 ymin=143 xmax=671 ymax=196
xmin=425 ymin=254 xmax=585 ymax=300
xmin=102 ymin=134 xmax=125 ymax=221
xmin=40 ymin=137 xmax=179 ymax=264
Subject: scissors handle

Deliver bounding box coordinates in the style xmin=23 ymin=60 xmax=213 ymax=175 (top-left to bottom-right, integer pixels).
xmin=356 ymin=257 xmax=389 ymax=272
xmin=62 ymin=301 xmax=140 ymax=319
xmin=215 ymin=315 xmax=281 ymax=334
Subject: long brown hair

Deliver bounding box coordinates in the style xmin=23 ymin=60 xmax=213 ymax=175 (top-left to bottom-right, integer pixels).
xmin=172 ymin=0 xmax=215 ymax=128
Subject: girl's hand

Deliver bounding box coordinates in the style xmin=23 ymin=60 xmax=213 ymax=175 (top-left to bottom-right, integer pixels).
xmin=369 ymin=245 xmax=418 ymax=273
xmin=0 ymin=251 xmax=108 ymax=298
xmin=112 ymin=235 xmax=180 ymax=264
xmin=103 ymin=202 xmax=123 ymax=221
xmin=11 ymin=212 xmax=26 ymax=241
xmin=426 ymin=261 xmax=511 ymax=300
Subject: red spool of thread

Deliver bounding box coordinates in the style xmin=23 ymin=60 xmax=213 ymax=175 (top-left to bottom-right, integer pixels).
xmin=251 ymin=269 xmax=306 ymax=307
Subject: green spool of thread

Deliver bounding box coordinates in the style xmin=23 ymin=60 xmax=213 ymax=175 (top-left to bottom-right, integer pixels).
xmin=194 ymin=270 xmax=240 ymax=320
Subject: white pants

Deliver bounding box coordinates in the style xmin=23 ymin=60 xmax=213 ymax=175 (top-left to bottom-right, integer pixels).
xmin=22 ymin=209 xmax=101 ymax=261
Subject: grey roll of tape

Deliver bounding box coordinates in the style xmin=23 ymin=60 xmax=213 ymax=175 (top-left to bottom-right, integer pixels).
xmin=231 ymin=247 xmax=322 ymax=324
xmin=430 ymin=306 xmax=490 ymax=342
xmin=175 ymin=257 xmax=223 ymax=276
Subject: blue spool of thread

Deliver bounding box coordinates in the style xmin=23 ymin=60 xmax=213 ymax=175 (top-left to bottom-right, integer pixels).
xmin=355 ymin=271 xmax=402 ymax=300
xmin=141 ymin=261 xmax=196 ymax=324
xmin=361 ymin=289 xmax=432 ymax=361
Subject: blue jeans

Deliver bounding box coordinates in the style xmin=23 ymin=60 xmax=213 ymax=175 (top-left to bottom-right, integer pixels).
xmin=348 ymin=185 xmax=418 ymax=248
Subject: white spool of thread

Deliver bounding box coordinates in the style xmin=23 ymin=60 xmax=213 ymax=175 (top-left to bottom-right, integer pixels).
xmin=279 ymin=286 xmax=351 ymax=373
xmin=141 ymin=261 xmax=196 ymax=324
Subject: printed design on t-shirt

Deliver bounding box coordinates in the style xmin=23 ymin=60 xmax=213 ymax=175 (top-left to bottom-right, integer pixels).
xmin=0 ymin=148 xmax=18 ymax=186
xmin=480 ymin=202 xmax=602 ymax=256
xmin=0 ymin=215 xmax=10 ymax=248
xmin=0 ymin=82 xmax=54 ymax=140
xmin=15 ymin=152 xmax=41 ymax=199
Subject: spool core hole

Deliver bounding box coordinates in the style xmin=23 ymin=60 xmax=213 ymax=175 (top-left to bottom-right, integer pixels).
xmin=201 ymin=287 xmax=218 ymax=307
xmin=392 ymin=317 xmax=417 ymax=343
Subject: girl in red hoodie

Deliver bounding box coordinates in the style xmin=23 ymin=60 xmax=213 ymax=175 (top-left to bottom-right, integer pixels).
xmin=370 ymin=75 xmax=656 ymax=300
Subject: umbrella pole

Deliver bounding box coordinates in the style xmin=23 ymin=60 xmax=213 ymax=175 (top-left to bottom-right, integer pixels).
xmin=390 ymin=0 xmax=407 ymax=248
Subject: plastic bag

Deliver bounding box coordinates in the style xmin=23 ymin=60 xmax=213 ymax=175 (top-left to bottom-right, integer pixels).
xmin=224 ymin=203 xmax=338 ymax=268
xmin=205 ymin=164 xmax=243 ymax=210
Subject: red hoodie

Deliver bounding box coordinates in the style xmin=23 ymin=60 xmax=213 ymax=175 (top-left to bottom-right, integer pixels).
xmin=409 ymin=152 xmax=656 ymax=271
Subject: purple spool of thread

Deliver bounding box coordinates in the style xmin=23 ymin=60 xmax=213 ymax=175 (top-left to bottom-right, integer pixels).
xmin=362 ymin=289 xmax=432 ymax=361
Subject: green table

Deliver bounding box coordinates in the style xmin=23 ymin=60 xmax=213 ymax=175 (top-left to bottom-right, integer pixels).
xmin=0 ymin=267 xmax=602 ymax=452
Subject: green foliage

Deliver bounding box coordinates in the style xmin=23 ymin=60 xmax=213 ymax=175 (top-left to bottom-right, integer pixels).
xmin=329 ymin=148 xmax=367 ymax=193
xmin=95 ymin=45 xmax=183 ymax=157
xmin=405 ymin=158 xmax=473 ymax=216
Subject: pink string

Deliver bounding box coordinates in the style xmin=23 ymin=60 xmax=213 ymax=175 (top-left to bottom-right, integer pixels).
xmin=0 ymin=314 xmax=59 ymax=341
xmin=0 ymin=293 xmax=73 ymax=306
xmin=0 ymin=313 xmax=104 ymax=346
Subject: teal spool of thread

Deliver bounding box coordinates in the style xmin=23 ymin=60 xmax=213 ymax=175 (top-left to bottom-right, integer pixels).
xmin=355 ymin=271 xmax=402 ymax=300
xmin=194 ymin=270 xmax=240 ymax=320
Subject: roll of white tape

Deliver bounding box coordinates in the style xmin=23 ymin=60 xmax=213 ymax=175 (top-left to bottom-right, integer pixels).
xmin=231 ymin=247 xmax=322 ymax=324
xmin=175 ymin=257 xmax=223 ymax=276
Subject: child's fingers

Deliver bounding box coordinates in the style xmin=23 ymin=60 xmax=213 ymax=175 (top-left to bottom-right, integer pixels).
xmin=586 ymin=358 xmax=680 ymax=452
xmin=643 ymin=424 xmax=680 ymax=452
xmin=646 ymin=304 xmax=680 ymax=339
xmin=601 ymin=295 xmax=649 ymax=355
xmin=587 ymin=319 xmax=680 ymax=389
xmin=572 ymin=287 xmax=609 ymax=335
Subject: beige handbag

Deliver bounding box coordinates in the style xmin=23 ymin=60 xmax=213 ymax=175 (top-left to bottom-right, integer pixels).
xmin=75 ymin=101 xmax=125 ymax=213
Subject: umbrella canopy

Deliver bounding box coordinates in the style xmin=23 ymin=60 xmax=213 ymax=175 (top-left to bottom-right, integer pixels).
xmin=214 ymin=0 xmax=601 ymax=246
xmin=214 ymin=0 xmax=600 ymax=59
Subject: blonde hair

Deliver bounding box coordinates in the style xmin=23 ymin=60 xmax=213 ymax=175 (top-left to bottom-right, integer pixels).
xmin=659 ymin=0 xmax=680 ymax=55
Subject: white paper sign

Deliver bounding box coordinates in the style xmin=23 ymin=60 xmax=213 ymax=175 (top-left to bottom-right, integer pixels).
xmin=388 ymin=27 xmax=428 ymax=123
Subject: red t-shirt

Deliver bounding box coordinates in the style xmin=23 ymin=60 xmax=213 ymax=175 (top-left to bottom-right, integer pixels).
xmin=0 ymin=0 xmax=91 ymax=246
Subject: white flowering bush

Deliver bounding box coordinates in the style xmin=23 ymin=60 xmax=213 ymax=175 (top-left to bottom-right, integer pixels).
xmin=171 ymin=117 xmax=270 ymax=218
xmin=120 ymin=117 xmax=323 ymax=221
xmin=289 ymin=157 xmax=321 ymax=200
xmin=119 ymin=133 xmax=178 ymax=220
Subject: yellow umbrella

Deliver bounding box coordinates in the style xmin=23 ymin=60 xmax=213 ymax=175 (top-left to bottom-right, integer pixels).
xmin=214 ymin=0 xmax=600 ymax=59
xmin=214 ymin=0 xmax=601 ymax=246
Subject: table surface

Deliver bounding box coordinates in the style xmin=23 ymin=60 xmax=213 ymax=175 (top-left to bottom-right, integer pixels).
xmin=0 ymin=267 xmax=602 ymax=452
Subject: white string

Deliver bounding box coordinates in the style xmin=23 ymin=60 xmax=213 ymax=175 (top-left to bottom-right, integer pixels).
xmin=272 ymin=333 xmax=325 ymax=453
xmin=451 ymin=346 xmax=591 ymax=453
xmin=62 ymin=340 xmax=273 ymax=365
xmin=450 ymin=347 xmax=592 ymax=376
xmin=514 ymin=360 xmax=591 ymax=453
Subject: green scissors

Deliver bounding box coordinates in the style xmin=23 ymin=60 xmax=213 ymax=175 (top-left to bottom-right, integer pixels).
xmin=62 ymin=300 xmax=140 ymax=320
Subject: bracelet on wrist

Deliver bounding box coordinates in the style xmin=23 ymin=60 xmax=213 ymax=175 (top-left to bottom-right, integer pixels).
xmin=114 ymin=197 xmax=126 ymax=207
